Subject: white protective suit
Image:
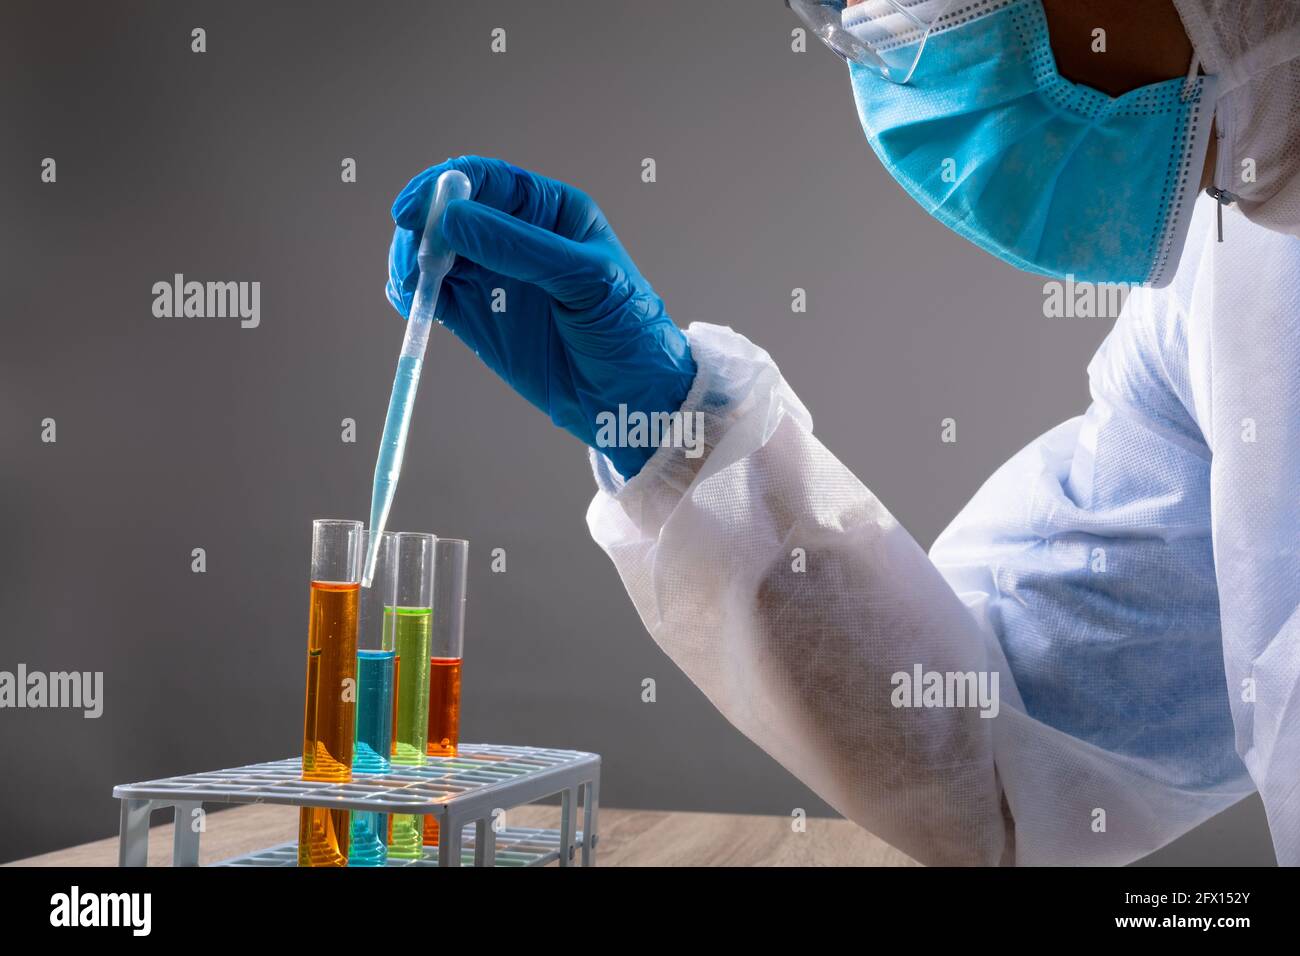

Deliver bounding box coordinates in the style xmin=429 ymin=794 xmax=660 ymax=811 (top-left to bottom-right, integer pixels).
xmin=586 ymin=0 xmax=1300 ymax=865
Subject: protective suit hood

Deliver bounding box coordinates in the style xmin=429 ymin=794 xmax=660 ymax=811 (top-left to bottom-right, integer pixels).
xmin=1174 ymin=0 xmax=1300 ymax=236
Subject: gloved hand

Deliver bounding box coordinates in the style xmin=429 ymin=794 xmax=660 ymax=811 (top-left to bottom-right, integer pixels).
xmin=386 ymin=155 xmax=697 ymax=480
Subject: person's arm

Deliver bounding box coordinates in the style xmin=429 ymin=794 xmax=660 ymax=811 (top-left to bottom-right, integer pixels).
xmin=587 ymin=323 xmax=1013 ymax=866
xmin=1199 ymin=239 xmax=1300 ymax=867
xmin=387 ymin=158 xmax=1014 ymax=864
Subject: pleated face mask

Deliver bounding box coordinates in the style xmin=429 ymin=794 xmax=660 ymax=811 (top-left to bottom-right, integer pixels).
xmin=845 ymin=0 xmax=1217 ymax=287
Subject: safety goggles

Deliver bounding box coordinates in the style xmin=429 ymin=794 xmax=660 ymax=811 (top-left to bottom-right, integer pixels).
xmin=785 ymin=0 xmax=959 ymax=84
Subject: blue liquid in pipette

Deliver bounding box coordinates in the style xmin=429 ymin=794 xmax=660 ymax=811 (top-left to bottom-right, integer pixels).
xmin=366 ymin=353 xmax=423 ymax=551
xmin=363 ymin=169 xmax=471 ymax=585
xmin=349 ymin=648 xmax=394 ymax=867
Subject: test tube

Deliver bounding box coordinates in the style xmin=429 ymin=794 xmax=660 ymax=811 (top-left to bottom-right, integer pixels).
xmin=348 ymin=530 xmax=398 ymax=867
xmin=386 ymin=531 xmax=435 ymax=859
xmin=424 ymin=538 xmax=468 ymax=848
xmin=298 ymin=518 xmax=362 ymax=868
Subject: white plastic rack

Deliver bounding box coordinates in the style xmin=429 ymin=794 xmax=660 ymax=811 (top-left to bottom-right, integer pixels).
xmin=113 ymin=743 xmax=600 ymax=867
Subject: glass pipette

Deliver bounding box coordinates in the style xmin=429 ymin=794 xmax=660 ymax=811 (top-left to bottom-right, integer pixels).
xmin=363 ymin=169 xmax=472 ymax=587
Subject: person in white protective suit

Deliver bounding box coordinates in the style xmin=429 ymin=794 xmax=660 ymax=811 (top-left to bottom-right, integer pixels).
xmin=385 ymin=0 xmax=1300 ymax=865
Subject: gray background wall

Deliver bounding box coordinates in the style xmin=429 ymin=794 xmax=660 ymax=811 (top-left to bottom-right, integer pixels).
xmin=0 ymin=0 xmax=1273 ymax=864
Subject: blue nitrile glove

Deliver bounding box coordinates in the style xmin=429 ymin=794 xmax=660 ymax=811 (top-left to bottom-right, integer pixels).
xmin=386 ymin=155 xmax=697 ymax=480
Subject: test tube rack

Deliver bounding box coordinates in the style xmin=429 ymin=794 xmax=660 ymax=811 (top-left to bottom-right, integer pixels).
xmin=113 ymin=743 xmax=599 ymax=867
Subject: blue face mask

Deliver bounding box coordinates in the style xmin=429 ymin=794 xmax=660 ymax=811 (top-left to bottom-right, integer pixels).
xmin=846 ymin=0 xmax=1216 ymax=287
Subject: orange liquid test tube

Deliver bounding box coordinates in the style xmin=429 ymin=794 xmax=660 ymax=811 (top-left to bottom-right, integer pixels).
xmin=298 ymin=520 xmax=362 ymax=867
xmin=423 ymin=538 xmax=469 ymax=848
xmin=422 ymin=657 xmax=462 ymax=846
xmin=427 ymin=658 xmax=462 ymax=756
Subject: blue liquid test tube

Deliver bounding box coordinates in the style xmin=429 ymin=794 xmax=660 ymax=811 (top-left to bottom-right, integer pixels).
xmin=349 ymin=530 xmax=398 ymax=867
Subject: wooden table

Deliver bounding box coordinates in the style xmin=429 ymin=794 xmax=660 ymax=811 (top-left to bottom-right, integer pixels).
xmin=8 ymin=805 xmax=917 ymax=867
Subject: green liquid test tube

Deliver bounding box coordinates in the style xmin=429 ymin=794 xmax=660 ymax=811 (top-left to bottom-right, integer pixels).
xmin=389 ymin=606 xmax=432 ymax=766
xmin=384 ymin=532 xmax=435 ymax=859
